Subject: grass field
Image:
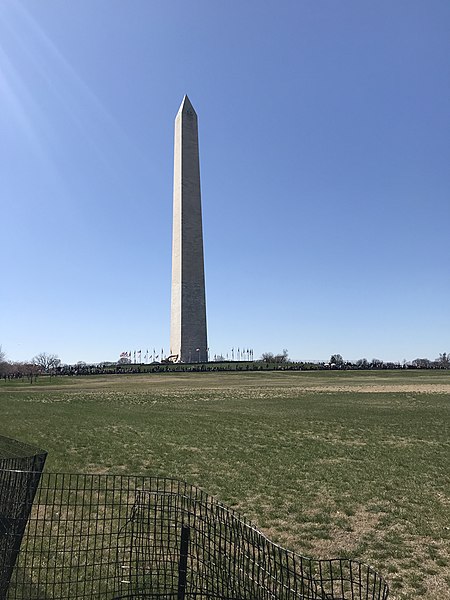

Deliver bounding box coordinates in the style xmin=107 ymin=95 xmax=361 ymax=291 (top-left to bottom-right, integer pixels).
xmin=1 ymin=370 xmax=449 ymax=599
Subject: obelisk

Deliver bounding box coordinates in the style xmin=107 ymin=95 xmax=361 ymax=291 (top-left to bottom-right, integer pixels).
xmin=170 ymin=95 xmax=208 ymax=363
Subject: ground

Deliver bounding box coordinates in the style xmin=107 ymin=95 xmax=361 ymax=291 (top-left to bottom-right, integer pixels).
xmin=1 ymin=369 xmax=449 ymax=599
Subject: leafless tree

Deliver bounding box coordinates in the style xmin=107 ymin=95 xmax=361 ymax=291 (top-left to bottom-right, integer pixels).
xmin=261 ymin=350 xmax=289 ymax=364
xmin=356 ymin=358 xmax=369 ymax=369
xmin=330 ymin=354 xmax=344 ymax=366
xmin=0 ymin=346 xmax=7 ymax=378
xmin=436 ymin=353 xmax=450 ymax=368
xmin=32 ymin=352 xmax=61 ymax=373
xmin=412 ymin=358 xmax=432 ymax=369
xmin=274 ymin=349 xmax=289 ymax=363
xmin=371 ymin=358 xmax=384 ymax=369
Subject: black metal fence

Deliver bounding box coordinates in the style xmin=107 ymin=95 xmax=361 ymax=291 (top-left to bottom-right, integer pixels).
xmin=0 ymin=439 xmax=388 ymax=600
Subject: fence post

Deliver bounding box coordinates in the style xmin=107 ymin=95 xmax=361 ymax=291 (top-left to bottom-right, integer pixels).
xmin=177 ymin=524 xmax=190 ymax=600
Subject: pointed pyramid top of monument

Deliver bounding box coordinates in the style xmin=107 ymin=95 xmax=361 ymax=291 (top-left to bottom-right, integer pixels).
xmin=177 ymin=95 xmax=197 ymax=117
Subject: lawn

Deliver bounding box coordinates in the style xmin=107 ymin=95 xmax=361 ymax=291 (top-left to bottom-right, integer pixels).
xmin=1 ymin=370 xmax=449 ymax=599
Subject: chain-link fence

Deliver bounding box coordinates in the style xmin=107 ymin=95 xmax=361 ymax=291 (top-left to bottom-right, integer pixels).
xmin=0 ymin=437 xmax=388 ymax=599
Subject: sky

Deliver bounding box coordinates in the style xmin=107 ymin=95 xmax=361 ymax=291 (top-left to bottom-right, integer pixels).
xmin=0 ymin=0 xmax=449 ymax=365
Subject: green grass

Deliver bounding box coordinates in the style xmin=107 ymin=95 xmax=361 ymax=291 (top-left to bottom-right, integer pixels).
xmin=1 ymin=370 xmax=450 ymax=599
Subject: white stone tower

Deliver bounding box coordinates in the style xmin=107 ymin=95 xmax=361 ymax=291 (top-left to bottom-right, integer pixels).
xmin=170 ymin=95 xmax=208 ymax=363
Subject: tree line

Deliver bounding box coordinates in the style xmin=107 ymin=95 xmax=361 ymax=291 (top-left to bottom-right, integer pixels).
xmin=260 ymin=350 xmax=450 ymax=369
xmin=1 ymin=346 xmax=449 ymax=383
xmin=0 ymin=349 xmax=61 ymax=383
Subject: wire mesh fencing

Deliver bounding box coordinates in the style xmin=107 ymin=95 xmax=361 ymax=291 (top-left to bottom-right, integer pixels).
xmin=1 ymin=473 xmax=389 ymax=600
xmin=0 ymin=437 xmax=47 ymax=599
xmin=0 ymin=437 xmax=389 ymax=600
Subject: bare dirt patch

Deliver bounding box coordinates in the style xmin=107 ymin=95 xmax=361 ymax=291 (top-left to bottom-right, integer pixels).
xmin=308 ymin=508 xmax=380 ymax=557
xmin=421 ymin=572 xmax=450 ymax=600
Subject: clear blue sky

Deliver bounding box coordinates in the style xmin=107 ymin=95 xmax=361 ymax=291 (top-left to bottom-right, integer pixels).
xmin=1 ymin=0 xmax=449 ymax=365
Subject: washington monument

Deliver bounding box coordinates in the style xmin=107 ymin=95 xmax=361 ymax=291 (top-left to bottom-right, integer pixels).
xmin=170 ymin=96 xmax=208 ymax=363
